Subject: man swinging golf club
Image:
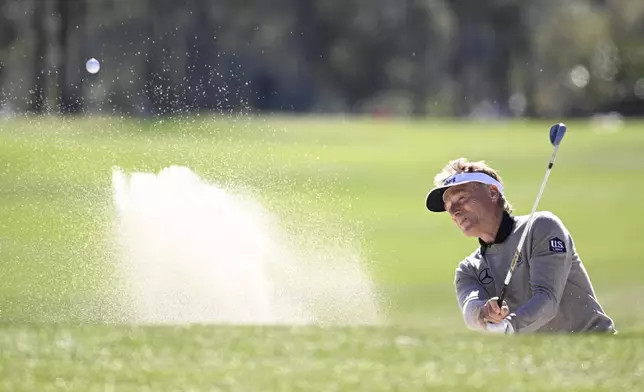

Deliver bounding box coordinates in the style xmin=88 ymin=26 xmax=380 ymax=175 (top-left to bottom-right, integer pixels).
xmin=425 ymin=156 xmax=616 ymax=334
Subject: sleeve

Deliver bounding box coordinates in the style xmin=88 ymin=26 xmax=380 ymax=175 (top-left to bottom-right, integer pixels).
xmin=505 ymin=212 xmax=574 ymax=333
xmin=455 ymin=260 xmax=490 ymax=331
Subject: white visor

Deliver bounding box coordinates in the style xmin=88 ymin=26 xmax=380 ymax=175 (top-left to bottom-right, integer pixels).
xmin=425 ymin=172 xmax=504 ymax=212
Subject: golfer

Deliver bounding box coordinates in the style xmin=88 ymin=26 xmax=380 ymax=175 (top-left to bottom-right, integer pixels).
xmin=425 ymin=158 xmax=616 ymax=334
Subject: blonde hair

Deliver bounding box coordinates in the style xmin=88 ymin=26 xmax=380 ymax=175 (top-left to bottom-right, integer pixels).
xmin=434 ymin=157 xmax=513 ymax=214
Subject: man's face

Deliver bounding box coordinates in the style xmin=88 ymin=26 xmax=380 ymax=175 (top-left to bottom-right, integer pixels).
xmin=443 ymin=182 xmax=499 ymax=237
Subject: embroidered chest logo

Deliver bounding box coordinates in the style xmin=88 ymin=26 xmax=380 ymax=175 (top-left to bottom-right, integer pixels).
xmin=478 ymin=268 xmax=493 ymax=285
xmin=549 ymin=237 xmax=566 ymax=253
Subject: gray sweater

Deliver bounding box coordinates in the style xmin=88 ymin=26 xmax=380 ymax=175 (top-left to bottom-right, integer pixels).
xmin=454 ymin=211 xmax=616 ymax=334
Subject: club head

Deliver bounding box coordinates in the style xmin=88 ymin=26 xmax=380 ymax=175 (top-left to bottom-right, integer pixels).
xmin=549 ymin=123 xmax=567 ymax=146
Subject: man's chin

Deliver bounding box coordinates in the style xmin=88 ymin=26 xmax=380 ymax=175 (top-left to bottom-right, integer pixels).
xmin=459 ymin=224 xmax=478 ymax=237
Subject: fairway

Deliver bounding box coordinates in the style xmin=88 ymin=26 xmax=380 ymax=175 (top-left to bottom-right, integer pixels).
xmin=1 ymin=115 xmax=643 ymax=391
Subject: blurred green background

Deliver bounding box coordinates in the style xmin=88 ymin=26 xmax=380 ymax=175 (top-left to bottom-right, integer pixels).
xmin=2 ymin=1 xmax=644 ymax=118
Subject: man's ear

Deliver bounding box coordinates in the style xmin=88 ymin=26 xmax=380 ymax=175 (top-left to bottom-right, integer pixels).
xmin=488 ymin=185 xmax=501 ymax=202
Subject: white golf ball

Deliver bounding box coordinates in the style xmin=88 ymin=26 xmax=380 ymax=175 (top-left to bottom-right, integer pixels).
xmin=86 ymin=58 xmax=100 ymax=74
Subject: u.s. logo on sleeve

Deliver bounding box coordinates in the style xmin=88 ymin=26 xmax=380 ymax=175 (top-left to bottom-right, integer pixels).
xmin=549 ymin=237 xmax=566 ymax=253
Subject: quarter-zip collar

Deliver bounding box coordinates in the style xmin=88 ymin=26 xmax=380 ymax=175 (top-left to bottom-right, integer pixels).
xmin=479 ymin=211 xmax=515 ymax=254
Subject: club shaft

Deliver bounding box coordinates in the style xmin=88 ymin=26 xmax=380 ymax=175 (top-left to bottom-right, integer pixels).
xmin=497 ymin=146 xmax=559 ymax=305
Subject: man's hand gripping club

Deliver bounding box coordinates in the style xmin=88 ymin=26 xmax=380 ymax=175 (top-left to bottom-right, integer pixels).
xmin=478 ymin=297 xmax=512 ymax=333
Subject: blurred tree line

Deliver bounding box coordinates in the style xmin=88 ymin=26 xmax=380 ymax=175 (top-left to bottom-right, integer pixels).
xmin=0 ymin=0 xmax=643 ymax=118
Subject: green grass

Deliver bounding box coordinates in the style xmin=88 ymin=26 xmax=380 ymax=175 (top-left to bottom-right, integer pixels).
xmin=1 ymin=115 xmax=643 ymax=391
xmin=1 ymin=324 xmax=642 ymax=392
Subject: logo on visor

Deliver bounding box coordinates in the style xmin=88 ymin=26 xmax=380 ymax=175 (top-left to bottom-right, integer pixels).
xmin=444 ymin=176 xmax=457 ymax=185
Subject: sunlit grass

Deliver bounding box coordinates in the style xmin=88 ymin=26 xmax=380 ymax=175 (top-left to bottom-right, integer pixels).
xmin=1 ymin=115 xmax=643 ymax=390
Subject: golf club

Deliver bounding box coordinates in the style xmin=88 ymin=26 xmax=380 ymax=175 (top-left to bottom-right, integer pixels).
xmin=497 ymin=123 xmax=567 ymax=307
